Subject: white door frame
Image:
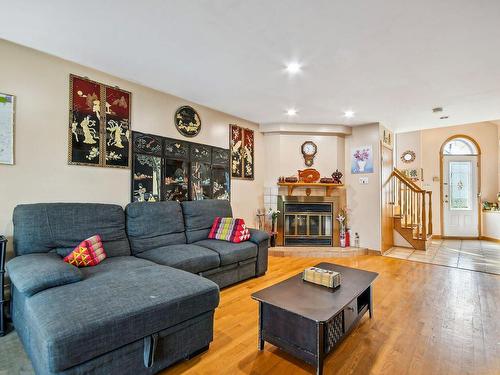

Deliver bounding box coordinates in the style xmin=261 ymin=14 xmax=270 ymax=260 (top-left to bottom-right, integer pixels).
xmin=439 ymin=135 xmax=482 ymax=239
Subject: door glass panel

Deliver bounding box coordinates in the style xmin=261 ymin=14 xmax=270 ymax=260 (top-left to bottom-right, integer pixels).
xmin=309 ymin=215 xmax=320 ymax=235
xmin=449 ymin=161 xmax=471 ymax=210
xmin=297 ymin=215 xmax=308 ymax=235
xmin=285 ymin=215 xmax=296 ymax=235
xmin=321 ymin=216 xmax=332 ymax=236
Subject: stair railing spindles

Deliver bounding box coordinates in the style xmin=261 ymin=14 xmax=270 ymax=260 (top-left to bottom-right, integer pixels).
xmin=422 ymin=191 xmax=427 ymax=239
xmin=417 ymin=192 xmax=421 ymax=238
xmin=428 ymin=191 xmax=433 ymax=235
xmin=410 ymin=190 xmax=413 ymax=229
xmin=404 ymin=184 xmax=408 ymax=228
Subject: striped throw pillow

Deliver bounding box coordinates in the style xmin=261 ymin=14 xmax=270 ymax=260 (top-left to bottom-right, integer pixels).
xmin=208 ymin=217 xmax=251 ymax=243
xmin=64 ymin=235 xmax=107 ymax=267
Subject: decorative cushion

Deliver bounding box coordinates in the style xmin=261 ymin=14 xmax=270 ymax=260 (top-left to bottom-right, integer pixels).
xmin=208 ymin=217 xmax=251 ymax=243
xmin=64 ymin=235 xmax=107 ymax=267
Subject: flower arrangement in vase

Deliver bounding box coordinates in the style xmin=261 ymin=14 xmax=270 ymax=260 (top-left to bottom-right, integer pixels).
xmin=336 ymin=207 xmax=350 ymax=248
xmin=353 ymin=148 xmax=370 ymax=172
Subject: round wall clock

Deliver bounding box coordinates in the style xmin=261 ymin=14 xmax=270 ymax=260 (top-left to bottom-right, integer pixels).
xmin=174 ymin=106 xmax=201 ymax=137
xmin=401 ymin=150 xmax=416 ymax=163
xmin=301 ymin=141 xmax=317 ymax=167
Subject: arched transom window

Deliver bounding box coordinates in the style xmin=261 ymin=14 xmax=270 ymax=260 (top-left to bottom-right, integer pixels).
xmin=442 ymin=137 xmax=478 ymax=155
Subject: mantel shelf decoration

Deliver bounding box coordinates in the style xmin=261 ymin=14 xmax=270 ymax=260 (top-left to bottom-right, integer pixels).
xmin=277 ymin=168 xmax=344 ymax=197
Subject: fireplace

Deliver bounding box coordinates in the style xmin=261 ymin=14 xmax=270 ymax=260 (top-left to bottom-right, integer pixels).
xmin=277 ymin=195 xmax=341 ymax=247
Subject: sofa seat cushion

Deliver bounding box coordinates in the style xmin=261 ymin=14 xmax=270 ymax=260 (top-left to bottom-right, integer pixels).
xmin=195 ymin=239 xmax=258 ymax=266
xmin=23 ymin=256 xmax=219 ymax=373
xmin=136 ymin=244 xmax=220 ymax=274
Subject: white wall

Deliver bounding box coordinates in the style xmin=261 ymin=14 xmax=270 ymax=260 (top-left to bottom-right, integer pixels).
xmin=0 ymin=40 xmax=264 ymax=256
xmin=345 ymin=124 xmax=382 ymax=251
xmin=263 ymin=133 xmax=345 ymax=187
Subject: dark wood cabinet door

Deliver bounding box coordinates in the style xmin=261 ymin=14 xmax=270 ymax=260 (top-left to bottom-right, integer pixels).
xmin=164 ymin=159 xmax=189 ymax=201
xmin=212 ymin=147 xmax=230 ymax=166
xmin=212 ymin=165 xmax=230 ymax=200
xmin=190 ymin=162 xmax=212 ymax=200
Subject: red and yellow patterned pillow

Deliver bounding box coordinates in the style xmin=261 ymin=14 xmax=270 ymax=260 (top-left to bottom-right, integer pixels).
xmin=208 ymin=217 xmax=251 ymax=243
xmin=64 ymin=235 xmax=107 ymax=267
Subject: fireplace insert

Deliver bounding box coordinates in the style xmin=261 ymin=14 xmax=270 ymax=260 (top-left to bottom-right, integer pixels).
xmin=278 ymin=197 xmax=334 ymax=246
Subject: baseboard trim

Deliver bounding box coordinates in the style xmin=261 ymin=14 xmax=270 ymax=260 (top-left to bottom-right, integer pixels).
xmin=434 ymin=235 xmax=480 ymax=240
xmin=479 ymin=236 xmax=500 ymax=243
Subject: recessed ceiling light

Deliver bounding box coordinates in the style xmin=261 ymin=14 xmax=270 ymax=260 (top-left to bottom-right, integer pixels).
xmin=286 ymin=108 xmax=298 ymax=116
xmin=285 ymin=62 xmax=302 ymax=74
xmin=343 ymin=110 xmax=355 ymax=118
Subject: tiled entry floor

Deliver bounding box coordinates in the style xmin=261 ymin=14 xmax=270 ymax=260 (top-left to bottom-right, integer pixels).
xmin=385 ymin=239 xmax=500 ymax=275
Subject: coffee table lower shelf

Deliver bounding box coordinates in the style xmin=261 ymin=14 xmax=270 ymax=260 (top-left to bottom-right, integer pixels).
xmin=257 ymin=285 xmax=373 ymax=375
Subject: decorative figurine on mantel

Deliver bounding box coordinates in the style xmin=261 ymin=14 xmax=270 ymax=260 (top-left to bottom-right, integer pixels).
xmin=331 ymin=169 xmax=343 ymax=184
xmin=298 ymin=168 xmax=320 ymax=183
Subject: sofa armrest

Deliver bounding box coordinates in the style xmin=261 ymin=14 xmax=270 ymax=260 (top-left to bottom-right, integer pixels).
xmin=6 ymin=253 xmax=83 ymax=297
xmin=248 ymin=228 xmax=269 ymax=276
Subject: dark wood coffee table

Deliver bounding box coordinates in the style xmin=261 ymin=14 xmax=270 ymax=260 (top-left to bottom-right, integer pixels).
xmin=251 ymin=262 xmax=378 ymax=375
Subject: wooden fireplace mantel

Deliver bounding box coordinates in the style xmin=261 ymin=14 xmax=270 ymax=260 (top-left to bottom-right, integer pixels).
xmin=277 ymin=182 xmax=344 ymax=197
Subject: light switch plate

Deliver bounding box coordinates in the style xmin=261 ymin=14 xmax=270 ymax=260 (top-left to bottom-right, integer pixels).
xmin=359 ymin=176 xmax=369 ymax=184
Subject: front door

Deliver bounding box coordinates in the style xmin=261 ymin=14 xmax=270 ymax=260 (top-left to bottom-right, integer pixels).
xmin=443 ymin=155 xmax=479 ymax=237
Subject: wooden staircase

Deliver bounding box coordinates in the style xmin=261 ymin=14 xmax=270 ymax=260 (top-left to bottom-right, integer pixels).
xmin=389 ymin=169 xmax=433 ymax=250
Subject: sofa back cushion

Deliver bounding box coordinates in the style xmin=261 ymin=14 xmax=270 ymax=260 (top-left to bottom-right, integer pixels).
xmin=125 ymin=201 xmax=186 ymax=254
xmin=181 ymin=200 xmax=233 ymax=243
xmin=13 ymin=203 xmax=131 ymax=257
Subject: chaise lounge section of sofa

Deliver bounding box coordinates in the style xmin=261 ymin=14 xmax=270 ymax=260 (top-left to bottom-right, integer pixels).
xmin=7 ymin=200 xmax=269 ymax=374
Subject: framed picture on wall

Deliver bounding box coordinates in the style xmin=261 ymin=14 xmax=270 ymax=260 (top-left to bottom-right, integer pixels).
xmin=68 ymin=74 xmax=132 ymax=168
xmin=0 ymin=92 xmax=15 ymax=165
xmin=351 ymin=145 xmax=374 ymax=174
xmin=230 ymin=124 xmax=254 ymax=180
xmin=132 ymin=154 xmax=162 ymax=202
xmin=381 ymin=126 xmax=393 ymax=150
xmin=103 ymin=86 xmax=131 ymax=168
xmin=68 ymin=75 xmax=102 ymax=166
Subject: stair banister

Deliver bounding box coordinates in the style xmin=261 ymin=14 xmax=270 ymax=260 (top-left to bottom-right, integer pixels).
xmin=389 ymin=168 xmax=432 ymax=250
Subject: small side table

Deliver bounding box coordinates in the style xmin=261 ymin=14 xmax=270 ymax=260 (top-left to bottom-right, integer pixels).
xmin=0 ymin=235 xmax=7 ymax=336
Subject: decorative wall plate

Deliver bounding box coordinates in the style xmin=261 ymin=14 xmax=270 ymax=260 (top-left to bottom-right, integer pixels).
xmin=298 ymin=168 xmax=321 ymax=183
xmin=401 ymin=150 xmax=416 ymax=163
xmin=174 ymin=106 xmax=201 ymax=137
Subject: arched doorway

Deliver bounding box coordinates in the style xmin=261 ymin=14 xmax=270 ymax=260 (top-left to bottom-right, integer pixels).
xmin=440 ymin=135 xmax=481 ymax=238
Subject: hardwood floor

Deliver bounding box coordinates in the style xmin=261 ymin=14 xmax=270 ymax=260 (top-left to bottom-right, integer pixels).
xmin=164 ymin=255 xmax=500 ymax=375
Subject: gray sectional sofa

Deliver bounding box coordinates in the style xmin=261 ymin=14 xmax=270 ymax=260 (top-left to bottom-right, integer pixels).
xmin=6 ymin=200 xmax=269 ymax=375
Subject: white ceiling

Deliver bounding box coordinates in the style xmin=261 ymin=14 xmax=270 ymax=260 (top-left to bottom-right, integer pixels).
xmin=1 ymin=0 xmax=500 ymax=132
